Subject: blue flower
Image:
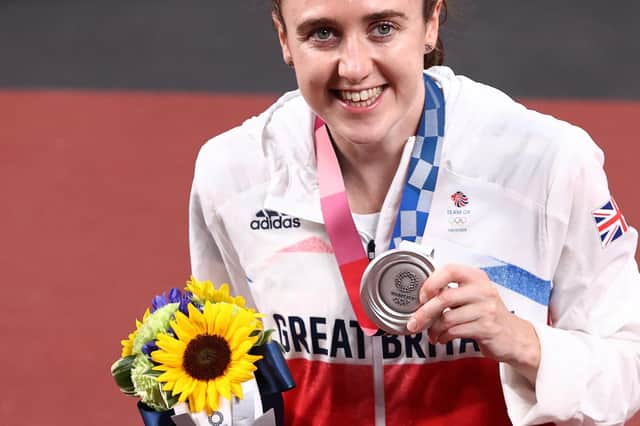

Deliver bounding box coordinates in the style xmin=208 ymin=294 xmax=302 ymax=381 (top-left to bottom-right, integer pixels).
xmin=141 ymin=340 xmax=159 ymax=356
xmin=179 ymin=291 xmax=192 ymax=315
xmin=151 ymin=288 xmax=192 ymax=313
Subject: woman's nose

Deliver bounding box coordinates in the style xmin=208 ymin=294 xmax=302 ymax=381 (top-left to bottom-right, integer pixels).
xmin=338 ymin=36 xmax=372 ymax=84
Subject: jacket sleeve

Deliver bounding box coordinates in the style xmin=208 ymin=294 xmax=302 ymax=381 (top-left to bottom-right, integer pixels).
xmin=502 ymin=128 xmax=640 ymax=425
xmin=188 ymin=145 xmax=257 ymax=309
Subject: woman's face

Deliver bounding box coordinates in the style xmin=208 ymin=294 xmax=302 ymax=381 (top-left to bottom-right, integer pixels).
xmin=275 ymin=0 xmax=441 ymax=148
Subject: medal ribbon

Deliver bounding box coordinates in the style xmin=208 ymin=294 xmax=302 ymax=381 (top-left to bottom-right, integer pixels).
xmin=315 ymin=74 xmax=445 ymax=336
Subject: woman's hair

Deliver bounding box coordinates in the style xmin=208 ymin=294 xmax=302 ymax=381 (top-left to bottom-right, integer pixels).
xmin=271 ymin=0 xmax=447 ymax=68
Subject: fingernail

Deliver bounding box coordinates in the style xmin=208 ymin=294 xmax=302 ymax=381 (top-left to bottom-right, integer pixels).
xmin=407 ymin=318 xmax=417 ymax=333
xmin=419 ymin=292 xmax=426 ymax=304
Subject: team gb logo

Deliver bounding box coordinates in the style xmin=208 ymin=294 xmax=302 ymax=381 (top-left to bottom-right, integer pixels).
xmin=451 ymin=191 xmax=469 ymax=208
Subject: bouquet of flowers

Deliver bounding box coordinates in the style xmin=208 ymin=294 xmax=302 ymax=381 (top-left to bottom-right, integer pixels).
xmin=111 ymin=277 xmax=293 ymax=426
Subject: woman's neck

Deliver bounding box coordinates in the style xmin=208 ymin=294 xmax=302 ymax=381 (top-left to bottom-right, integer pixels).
xmin=327 ymin=81 xmax=425 ymax=214
xmin=333 ymin=134 xmax=407 ymax=214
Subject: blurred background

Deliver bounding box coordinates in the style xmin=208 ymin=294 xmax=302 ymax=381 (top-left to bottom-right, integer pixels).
xmin=1 ymin=1 xmax=639 ymax=424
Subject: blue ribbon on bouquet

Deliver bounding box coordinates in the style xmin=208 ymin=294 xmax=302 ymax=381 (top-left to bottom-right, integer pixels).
xmin=251 ymin=340 xmax=296 ymax=426
xmin=137 ymin=401 xmax=176 ymax=426
xmin=137 ymin=341 xmax=295 ymax=426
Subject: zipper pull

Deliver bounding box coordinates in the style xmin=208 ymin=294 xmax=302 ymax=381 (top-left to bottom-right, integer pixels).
xmin=367 ymin=239 xmax=376 ymax=262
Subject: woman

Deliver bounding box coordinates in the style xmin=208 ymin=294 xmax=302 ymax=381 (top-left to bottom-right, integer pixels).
xmin=189 ymin=0 xmax=640 ymax=424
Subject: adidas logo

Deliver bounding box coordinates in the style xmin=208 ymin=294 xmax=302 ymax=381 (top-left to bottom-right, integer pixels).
xmin=250 ymin=209 xmax=301 ymax=231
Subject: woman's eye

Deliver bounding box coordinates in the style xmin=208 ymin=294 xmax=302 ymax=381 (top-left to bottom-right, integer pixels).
xmin=312 ymin=28 xmax=335 ymax=41
xmin=373 ymin=23 xmax=394 ymax=37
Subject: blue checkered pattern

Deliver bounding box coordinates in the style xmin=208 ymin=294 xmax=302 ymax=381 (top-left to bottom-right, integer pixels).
xmin=390 ymin=74 xmax=445 ymax=249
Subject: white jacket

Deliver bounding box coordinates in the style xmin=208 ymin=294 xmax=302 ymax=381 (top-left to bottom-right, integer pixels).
xmin=189 ymin=67 xmax=640 ymax=426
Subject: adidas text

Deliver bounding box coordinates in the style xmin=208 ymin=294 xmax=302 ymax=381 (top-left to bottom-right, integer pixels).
xmin=250 ymin=211 xmax=301 ymax=231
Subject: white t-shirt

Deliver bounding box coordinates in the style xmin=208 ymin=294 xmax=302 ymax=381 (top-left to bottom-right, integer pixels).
xmin=352 ymin=212 xmax=380 ymax=245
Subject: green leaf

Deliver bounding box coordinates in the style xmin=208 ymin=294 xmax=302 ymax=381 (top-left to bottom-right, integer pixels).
xmin=161 ymin=387 xmax=180 ymax=407
xmin=261 ymin=329 xmax=275 ymax=343
xmin=111 ymin=356 xmax=136 ymax=396
xmin=144 ymin=368 xmax=163 ymax=378
xmin=254 ymin=328 xmax=276 ymax=346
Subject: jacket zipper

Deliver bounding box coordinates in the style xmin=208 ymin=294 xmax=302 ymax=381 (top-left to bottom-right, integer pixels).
xmin=365 ymin=238 xmax=385 ymax=425
xmin=367 ymin=239 xmax=376 ymax=261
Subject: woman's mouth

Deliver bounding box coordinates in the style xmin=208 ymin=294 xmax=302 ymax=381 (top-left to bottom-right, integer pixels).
xmin=334 ymin=86 xmax=385 ymax=108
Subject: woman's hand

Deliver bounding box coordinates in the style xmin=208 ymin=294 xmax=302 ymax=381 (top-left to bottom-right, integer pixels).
xmin=407 ymin=264 xmax=541 ymax=383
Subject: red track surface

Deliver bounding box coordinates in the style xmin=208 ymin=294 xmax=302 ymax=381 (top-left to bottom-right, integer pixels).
xmin=1 ymin=91 xmax=638 ymax=425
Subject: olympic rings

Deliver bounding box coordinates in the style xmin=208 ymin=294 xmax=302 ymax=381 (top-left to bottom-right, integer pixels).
xmin=448 ymin=216 xmax=468 ymax=225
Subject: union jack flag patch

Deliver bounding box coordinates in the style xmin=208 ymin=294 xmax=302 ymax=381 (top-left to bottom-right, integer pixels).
xmin=592 ymin=197 xmax=629 ymax=248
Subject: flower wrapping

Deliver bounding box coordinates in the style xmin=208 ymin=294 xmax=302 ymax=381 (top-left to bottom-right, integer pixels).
xmin=111 ymin=277 xmax=294 ymax=426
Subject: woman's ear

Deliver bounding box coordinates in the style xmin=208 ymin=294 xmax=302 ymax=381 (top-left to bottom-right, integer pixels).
xmin=273 ymin=12 xmax=293 ymax=66
xmin=424 ymin=0 xmax=443 ymax=48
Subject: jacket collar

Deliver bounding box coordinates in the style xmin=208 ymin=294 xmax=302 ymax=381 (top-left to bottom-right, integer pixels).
xmin=260 ymin=92 xmax=416 ymax=228
xmin=260 ymin=91 xmax=324 ymax=223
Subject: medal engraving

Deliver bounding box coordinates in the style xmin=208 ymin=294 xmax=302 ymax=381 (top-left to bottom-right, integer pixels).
xmin=379 ymin=264 xmax=424 ymax=313
xmin=361 ymin=243 xmax=436 ymax=335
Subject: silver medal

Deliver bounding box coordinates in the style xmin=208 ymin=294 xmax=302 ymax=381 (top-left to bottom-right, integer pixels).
xmin=360 ymin=242 xmax=436 ymax=335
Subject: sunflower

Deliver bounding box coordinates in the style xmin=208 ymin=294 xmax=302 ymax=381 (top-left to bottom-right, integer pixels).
xmin=151 ymin=301 xmax=262 ymax=414
xmin=185 ymin=276 xmax=247 ymax=307
xmin=120 ymin=308 xmax=150 ymax=357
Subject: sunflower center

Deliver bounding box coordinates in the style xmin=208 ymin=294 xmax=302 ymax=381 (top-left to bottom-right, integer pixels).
xmin=183 ymin=335 xmax=231 ymax=381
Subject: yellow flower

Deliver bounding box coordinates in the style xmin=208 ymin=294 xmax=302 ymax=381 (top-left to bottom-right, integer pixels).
xmin=185 ymin=277 xmax=247 ymax=308
xmin=152 ymin=302 xmax=262 ymax=414
xmin=121 ymin=308 xmax=150 ymax=357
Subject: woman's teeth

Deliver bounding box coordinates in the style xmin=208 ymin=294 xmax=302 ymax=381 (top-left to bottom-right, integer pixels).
xmin=339 ymin=86 xmax=383 ymax=107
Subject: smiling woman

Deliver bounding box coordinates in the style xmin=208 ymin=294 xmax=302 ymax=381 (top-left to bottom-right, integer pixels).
xmin=188 ymin=0 xmax=640 ymax=425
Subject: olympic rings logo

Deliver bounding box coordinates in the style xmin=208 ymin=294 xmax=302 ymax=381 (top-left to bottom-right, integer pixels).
xmin=448 ymin=216 xmax=468 ymax=225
